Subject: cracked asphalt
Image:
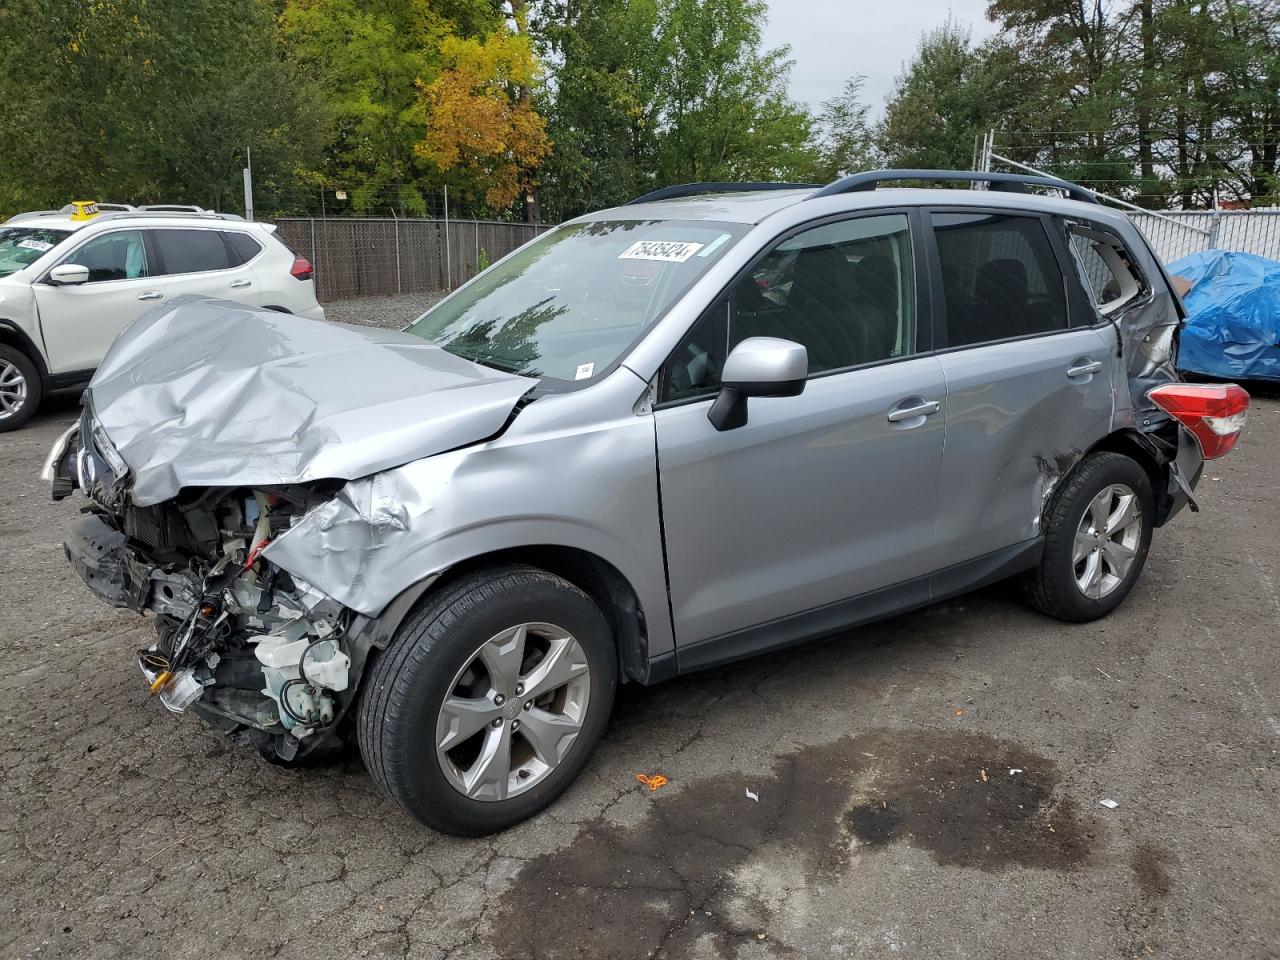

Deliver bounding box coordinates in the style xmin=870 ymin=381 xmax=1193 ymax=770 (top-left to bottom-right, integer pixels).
xmin=3 ymin=383 xmax=1278 ymax=960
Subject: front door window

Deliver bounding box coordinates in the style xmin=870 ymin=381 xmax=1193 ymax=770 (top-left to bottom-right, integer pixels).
xmin=62 ymin=230 xmax=150 ymax=283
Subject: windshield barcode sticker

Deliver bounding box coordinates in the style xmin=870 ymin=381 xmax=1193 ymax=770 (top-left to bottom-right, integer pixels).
xmin=619 ymin=240 xmax=703 ymax=263
xmin=574 ymin=362 xmax=595 ymax=380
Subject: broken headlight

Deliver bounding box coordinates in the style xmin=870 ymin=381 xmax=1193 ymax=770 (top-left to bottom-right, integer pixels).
xmin=89 ymin=416 xmax=128 ymax=479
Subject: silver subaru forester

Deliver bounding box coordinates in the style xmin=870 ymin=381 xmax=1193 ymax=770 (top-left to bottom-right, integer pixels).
xmin=47 ymin=170 xmax=1250 ymax=835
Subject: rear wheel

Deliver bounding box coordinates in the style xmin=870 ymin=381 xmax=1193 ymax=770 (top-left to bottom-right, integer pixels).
xmin=0 ymin=344 xmax=41 ymax=432
xmin=1023 ymin=452 xmax=1154 ymax=622
xmin=358 ymin=565 xmax=617 ymax=836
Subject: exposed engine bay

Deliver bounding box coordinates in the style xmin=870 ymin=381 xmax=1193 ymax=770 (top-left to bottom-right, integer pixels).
xmin=55 ymin=411 xmax=360 ymax=762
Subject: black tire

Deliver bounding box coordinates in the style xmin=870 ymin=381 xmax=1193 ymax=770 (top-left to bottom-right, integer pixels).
xmin=0 ymin=343 xmax=42 ymax=433
xmin=358 ymin=565 xmax=618 ymax=836
xmin=1023 ymin=451 xmax=1155 ymax=622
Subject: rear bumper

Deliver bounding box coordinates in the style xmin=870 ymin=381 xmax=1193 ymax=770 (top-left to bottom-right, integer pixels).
xmin=1160 ymin=426 xmax=1204 ymax=525
xmin=298 ymin=304 xmax=326 ymax=321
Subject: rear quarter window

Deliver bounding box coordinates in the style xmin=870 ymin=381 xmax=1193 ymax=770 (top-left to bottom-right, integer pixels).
xmin=223 ymin=231 xmax=263 ymax=266
xmin=1064 ymin=223 xmax=1147 ymax=316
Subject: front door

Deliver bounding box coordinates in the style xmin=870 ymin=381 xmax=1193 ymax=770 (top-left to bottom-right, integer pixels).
xmin=653 ymin=211 xmax=947 ymax=662
xmin=33 ymin=229 xmax=156 ymax=374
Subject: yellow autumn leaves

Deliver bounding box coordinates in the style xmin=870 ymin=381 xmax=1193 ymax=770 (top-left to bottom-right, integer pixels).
xmin=416 ymin=31 xmax=550 ymax=209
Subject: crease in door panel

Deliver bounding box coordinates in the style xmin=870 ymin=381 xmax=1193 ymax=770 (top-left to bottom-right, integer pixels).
xmin=929 ymin=356 xmax=950 ymax=601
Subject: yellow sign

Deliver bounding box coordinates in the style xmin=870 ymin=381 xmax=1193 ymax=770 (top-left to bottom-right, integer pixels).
xmin=69 ymin=200 xmax=100 ymax=221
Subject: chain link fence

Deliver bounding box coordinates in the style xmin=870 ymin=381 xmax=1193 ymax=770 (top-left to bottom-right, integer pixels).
xmin=272 ymin=217 xmax=551 ymax=302
xmin=1128 ymin=210 xmax=1280 ymax=265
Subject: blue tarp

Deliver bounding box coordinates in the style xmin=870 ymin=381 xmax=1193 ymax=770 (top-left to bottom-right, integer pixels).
xmin=1167 ymin=250 xmax=1280 ymax=382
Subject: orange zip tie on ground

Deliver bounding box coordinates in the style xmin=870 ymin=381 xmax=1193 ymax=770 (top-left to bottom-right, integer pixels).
xmin=636 ymin=773 xmax=668 ymax=791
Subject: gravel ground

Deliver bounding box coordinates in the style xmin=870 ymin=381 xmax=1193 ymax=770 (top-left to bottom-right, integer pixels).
xmin=2 ymin=386 xmax=1278 ymax=960
xmin=322 ymin=292 xmax=445 ymax=330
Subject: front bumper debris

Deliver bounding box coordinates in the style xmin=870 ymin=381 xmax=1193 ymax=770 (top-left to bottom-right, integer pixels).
xmin=63 ymin=515 xmax=150 ymax=611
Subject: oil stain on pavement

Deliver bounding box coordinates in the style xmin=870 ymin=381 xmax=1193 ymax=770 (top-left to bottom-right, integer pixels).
xmin=491 ymin=729 xmax=1096 ymax=959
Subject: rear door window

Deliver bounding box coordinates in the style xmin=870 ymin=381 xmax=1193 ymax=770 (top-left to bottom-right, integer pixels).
xmin=930 ymin=212 xmax=1068 ymax=347
xmin=151 ymin=229 xmax=233 ymax=275
xmin=62 ymin=230 xmax=150 ymax=282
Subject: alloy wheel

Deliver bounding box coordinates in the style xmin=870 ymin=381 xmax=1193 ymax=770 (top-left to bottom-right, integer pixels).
xmin=435 ymin=622 xmax=591 ymax=802
xmin=0 ymin=360 xmax=26 ymax=420
xmin=1073 ymin=483 xmax=1143 ymax=599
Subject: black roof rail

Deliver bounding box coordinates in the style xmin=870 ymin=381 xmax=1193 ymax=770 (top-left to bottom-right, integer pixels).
xmin=626 ymin=181 xmax=820 ymax=205
xmin=808 ymin=169 xmax=1097 ymax=204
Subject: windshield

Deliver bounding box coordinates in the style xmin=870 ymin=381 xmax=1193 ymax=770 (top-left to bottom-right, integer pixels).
xmin=404 ymin=219 xmax=747 ymax=381
xmin=0 ymin=227 xmax=71 ymax=278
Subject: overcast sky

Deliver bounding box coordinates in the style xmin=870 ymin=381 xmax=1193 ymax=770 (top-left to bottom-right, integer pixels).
xmin=761 ymin=1 xmax=999 ymax=116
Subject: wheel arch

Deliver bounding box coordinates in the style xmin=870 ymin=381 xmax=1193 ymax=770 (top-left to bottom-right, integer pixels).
xmin=350 ymin=544 xmax=660 ymax=688
xmin=1085 ymin=429 xmax=1173 ymax=526
xmin=0 ymin=320 xmax=49 ymax=381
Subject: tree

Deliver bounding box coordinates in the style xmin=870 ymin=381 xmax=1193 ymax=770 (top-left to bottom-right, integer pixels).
xmin=653 ymin=0 xmax=818 ymax=184
xmin=879 ymin=21 xmax=1043 ymax=171
xmin=534 ymin=0 xmax=820 ymax=220
xmin=279 ymin=0 xmax=505 ymax=214
xmin=981 ymin=0 xmax=1279 ymax=207
xmin=0 ymin=0 xmax=322 ymax=215
xmin=415 ymin=29 xmax=552 ymax=210
xmin=534 ymin=0 xmax=667 ymax=218
xmin=815 ymin=77 xmax=878 ymax=179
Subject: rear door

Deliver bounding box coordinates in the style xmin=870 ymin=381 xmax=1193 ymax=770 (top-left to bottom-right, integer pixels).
xmin=926 ymin=208 xmax=1115 ymax=568
xmin=654 ymin=210 xmax=947 ymax=662
xmin=146 ymin=227 xmax=262 ymax=306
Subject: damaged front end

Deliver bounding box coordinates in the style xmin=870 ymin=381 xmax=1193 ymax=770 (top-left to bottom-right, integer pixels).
xmin=43 ymin=300 xmax=543 ymax=761
xmin=52 ymin=409 xmax=358 ymax=762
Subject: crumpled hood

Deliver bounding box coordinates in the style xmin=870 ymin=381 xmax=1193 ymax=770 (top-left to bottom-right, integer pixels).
xmin=87 ymin=299 xmax=536 ymax=506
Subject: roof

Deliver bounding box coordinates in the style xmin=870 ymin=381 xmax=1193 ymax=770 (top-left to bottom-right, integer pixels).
xmin=578 ymin=183 xmax=1130 ymax=232
xmin=583 ymin=189 xmax=813 ymax=224
xmin=3 ymin=213 xmax=97 ymax=232
xmin=4 ymin=210 xmax=252 ymax=231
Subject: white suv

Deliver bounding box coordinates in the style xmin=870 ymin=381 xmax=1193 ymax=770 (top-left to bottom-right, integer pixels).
xmin=0 ymin=203 xmax=324 ymax=431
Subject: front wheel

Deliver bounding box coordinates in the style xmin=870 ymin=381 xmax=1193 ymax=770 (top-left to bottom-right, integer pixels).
xmin=0 ymin=345 xmax=41 ymax=432
xmin=358 ymin=565 xmax=617 ymax=835
xmin=1023 ymin=452 xmax=1155 ymax=622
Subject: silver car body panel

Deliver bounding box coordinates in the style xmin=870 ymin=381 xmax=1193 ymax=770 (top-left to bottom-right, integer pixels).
xmin=931 ymin=326 xmax=1117 ymax=566
xmin=85 ymin=299 xmax=537 ymax=506
xmin=262 ymin=366 xmax=675 ymax=656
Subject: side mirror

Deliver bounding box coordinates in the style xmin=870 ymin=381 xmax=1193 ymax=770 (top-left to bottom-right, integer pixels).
xmin=48 ymin=264 xmax=90 ymax=285
xmin=708 ymin=337 xmax=807 ymax=431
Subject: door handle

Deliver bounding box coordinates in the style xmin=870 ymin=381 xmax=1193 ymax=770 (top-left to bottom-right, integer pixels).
xmin=887 ymin=399 xmax=941 ymax=423
xmin=229 ymin=279 xmax=251 ymax=289
xmin=1067 ymin=359 xmax=1103 ymax=378
xmin=136 ymin=290 xmax=163 ymax=301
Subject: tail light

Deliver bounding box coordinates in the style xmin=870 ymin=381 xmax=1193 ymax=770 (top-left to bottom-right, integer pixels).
xmin=290 ymin=257 xmax=314 ymax=281
xmin=1148 ymin=382 xmax=1250 ymax=459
